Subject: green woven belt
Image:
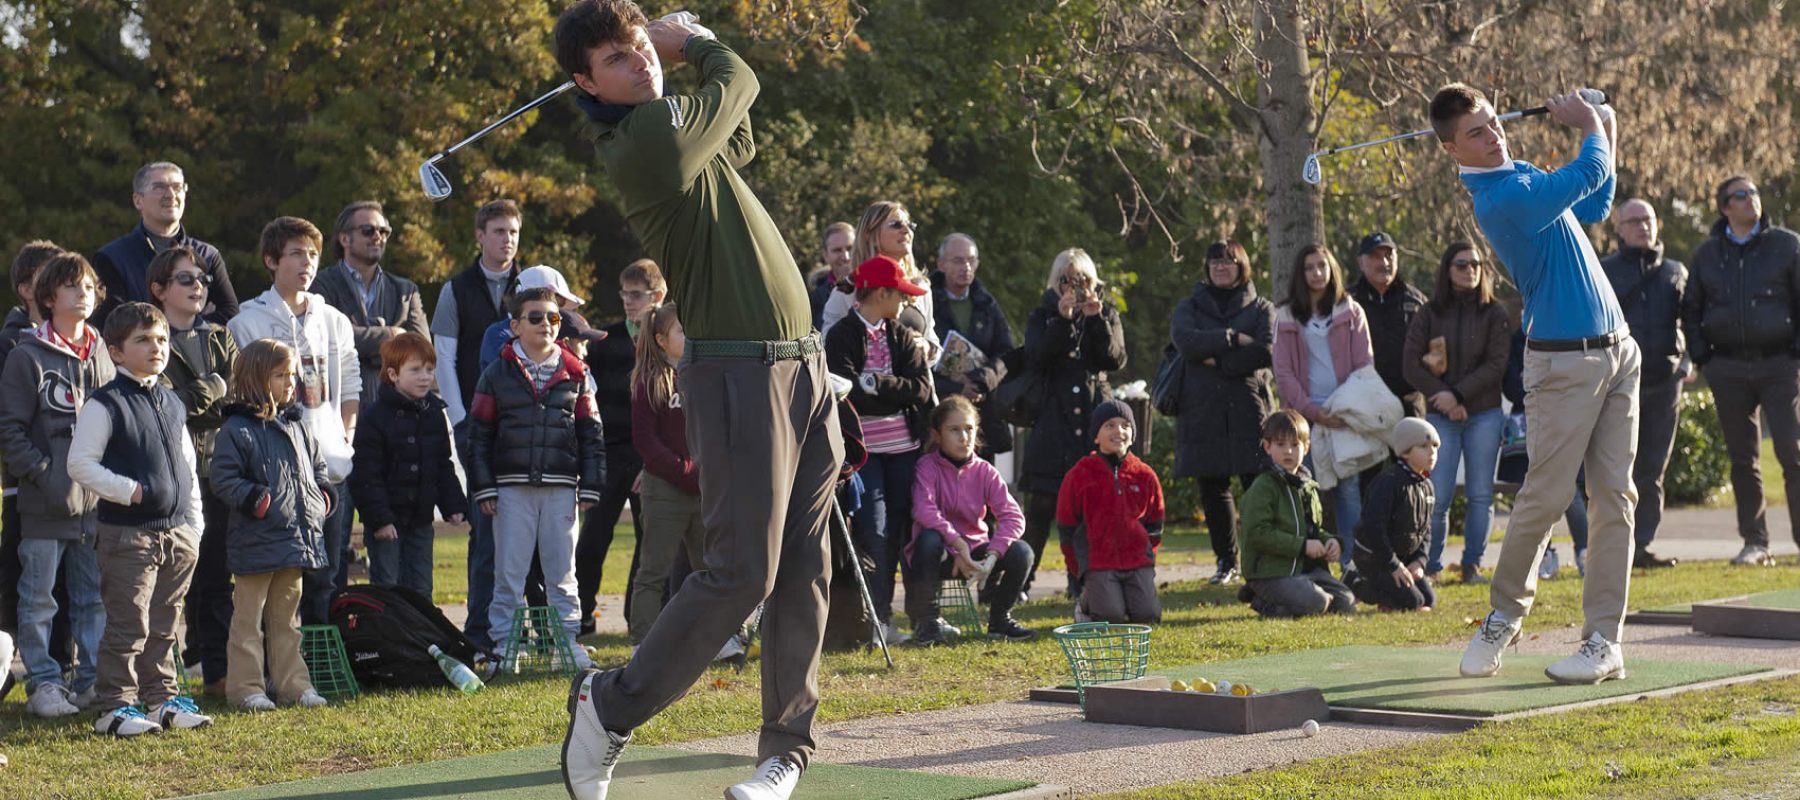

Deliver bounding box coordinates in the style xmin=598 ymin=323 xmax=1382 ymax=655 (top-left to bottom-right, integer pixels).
xmin=689 ymin=333 xmax=822 ymax=364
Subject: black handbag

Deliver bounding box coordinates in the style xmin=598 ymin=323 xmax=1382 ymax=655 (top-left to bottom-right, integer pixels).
xmin=990 ymin=346 xmax=1047 ymax=428
xmin=1152 ymin=343 xmax=1185 ymax=416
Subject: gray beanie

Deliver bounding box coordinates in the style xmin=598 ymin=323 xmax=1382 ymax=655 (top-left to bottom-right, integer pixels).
xmin=1391 ymin=417 xmax=1440 ymax=455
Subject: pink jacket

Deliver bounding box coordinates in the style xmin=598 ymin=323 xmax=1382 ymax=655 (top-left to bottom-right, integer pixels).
xmin=1273 ymin=300 xmax=1374 ymax=422
xmin=908 ymin=451 xmax=1025 ymax=562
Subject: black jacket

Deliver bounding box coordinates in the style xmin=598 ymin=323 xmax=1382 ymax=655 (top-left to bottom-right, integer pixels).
xmin=1352 ymin=460 xmax=1433 ymax=574
xmin=1684 ymin=216 xmax=1800 ymax=365
xmin=0 ymin=306 xmax=30 ymax=368
xmin=929 ymin=273 xmax=1017 ymax=454
xmin=825 ymin=309 xmax=936 ymax=443
xmin=311 ymin=262 xmax=431 ymax=396
xmin=210 ymin=403 xmax=333 ymax=576
xmin=350 ymin=385 xmax=467 ymax=530
xmin=92 ymin=222 xmax=239 ymax=326
xmin=1170 ymin=282 xmax=1275 ymax=478
xmin=1020 ymin=290 xmax=1128 ymax=493
xmin=1601 ymin=241 xmax=1687 ymax=383
xmin=1349 ymin=276 xmax=1429 ymax=416
xmin=467 ymin=342 xmax=605 ymax=504
xmin=159 ymin=318 xmax=237 ymax=474
xmin=584 ymin=321 xmax=637 ymax=450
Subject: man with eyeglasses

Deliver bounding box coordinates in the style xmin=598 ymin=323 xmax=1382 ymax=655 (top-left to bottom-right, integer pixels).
xmin=1684 ymin=176 xmax=1800 ymax=567
xmin=930 ymin=233 xmax=1015 ymax=459
xmin=312 ymin=201 xmax=430 ymax=399
xmin=92 ymin=161 xmax=239 ymax=326
xmin=1599 ymin=199 xmax=1688 ymax=570
xmin=808 ymin=222 xmax=855 ymax=330
xmin=1349 ymin=231 xmax=1429 ymax=418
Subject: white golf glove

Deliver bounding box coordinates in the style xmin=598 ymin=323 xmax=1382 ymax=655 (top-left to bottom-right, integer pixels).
xmin=661 ymin=11 xmax=716 ymax=41
xmin=1577 ymin=87 xmax=1614 ymax=124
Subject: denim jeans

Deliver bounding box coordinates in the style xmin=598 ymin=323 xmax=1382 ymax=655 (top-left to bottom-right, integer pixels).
xmin=1426 ymin=407 xmax=1505 ymax=572
xmin=366 ymin=522 xmax=435 ymax=598
xmin=17 ymin=538 xmax=103 ymax=693
xmin=851 ymin=448 xmax=919 ymax=624
xmin=1303 ymin=454 xmax=1364 ymax=566
xmin=300 ymin=481 xmax=349 ymax=625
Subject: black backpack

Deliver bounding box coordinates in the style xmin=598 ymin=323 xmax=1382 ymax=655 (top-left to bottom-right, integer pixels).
xmin=330 ymin=584 xmax=482 ymax=689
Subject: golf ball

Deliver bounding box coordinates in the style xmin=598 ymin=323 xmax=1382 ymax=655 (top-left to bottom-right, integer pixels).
xmin=1301 ymin=719 xmax=1320 ymax=737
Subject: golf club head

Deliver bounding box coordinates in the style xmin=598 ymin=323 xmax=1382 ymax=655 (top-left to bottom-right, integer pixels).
xmin=1301 ymin=153 xmax=1323 ymax=185
xmin=420 ymin=155 xmax=453 ymax=202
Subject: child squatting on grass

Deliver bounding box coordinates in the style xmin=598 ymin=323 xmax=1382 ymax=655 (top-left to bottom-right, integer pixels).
xmin=1058 ymin=399 xmax=1166 ymax=624
xmin=1349 ymin=418 xmax=1442 ymax=612
xmin=1238 ymin=409 xmax=1357 ymax=619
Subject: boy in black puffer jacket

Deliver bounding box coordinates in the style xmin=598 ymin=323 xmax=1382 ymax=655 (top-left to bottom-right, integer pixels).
xmin=469 ymin=287 xmax=604 ymax=668
xmin=351 ymin=333 xmax=466 ymax=599
xmin=1351 ymin=418 xmax=1440 ymax=612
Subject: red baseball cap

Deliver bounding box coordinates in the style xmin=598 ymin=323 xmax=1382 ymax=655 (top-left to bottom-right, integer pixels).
xmin=854 ymin=255 xmax=927 ymax=296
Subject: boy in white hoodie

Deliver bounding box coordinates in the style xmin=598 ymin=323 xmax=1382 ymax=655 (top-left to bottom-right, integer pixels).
xmin=226 ymin=217 xmax=359 ymax=625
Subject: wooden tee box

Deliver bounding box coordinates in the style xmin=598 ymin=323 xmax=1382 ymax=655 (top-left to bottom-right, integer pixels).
xmin=1080 ymin=676 xmax=1328 ymax=734
xmin=1692 ymin=588 xmax=1800 ymax=641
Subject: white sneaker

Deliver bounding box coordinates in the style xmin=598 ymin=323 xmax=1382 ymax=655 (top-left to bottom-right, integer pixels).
xmin=714 ymin=636 xmax=747 ymax=663
xmin=879 ymin=621 xmax=911 ymax=645
xmin=1538 ymin=547 xmax=1560 ymax=580
xmin=26 ymin=683 xmax=80 ymax=718
xmin=94 ymin=705 xmax=162 ymax=737
xmin=936 ymin=618 xmax=962 ymax=639
xmin=72 ymin=686 xmax=98 ymax=710
xmin=1459 ymin=611 xmax=1522 ymax=678
xmin=725 ymin=756 xmax=803 ymax=800
xmin=572 ymin=643 xmax=595 ymax=671
xmin=562 ymin=670 xmax=629 ymax=800
xmin=239 ymin=692 xmax=277 ymax=711
xmin=296 ymin=689 xmax=329 ymax=708
xmin=150 ymin=696 xmax=213 ymax=730
xmin=1545 ymin=631 xmax=1626 ymax=685
xmin=1732 ymin=544 xmax=1777 ymax=566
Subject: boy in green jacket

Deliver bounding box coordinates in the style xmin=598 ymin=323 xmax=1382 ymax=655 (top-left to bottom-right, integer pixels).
xmin=1238 ymin=409 xmax=1356 ymax=618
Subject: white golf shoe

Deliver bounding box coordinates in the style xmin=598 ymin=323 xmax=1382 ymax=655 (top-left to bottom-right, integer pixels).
xmin=94 ymin=705 xmax=162 ymax=737
xmin=1545 ymin=632 xmax=1626 ymax=685
xmin=726 ymin=756 xmax=803 ymax=800
xmin=562 ymin=670 xmax=629 ymax=800
xmin=1459 ymin=610 xmax=1522 ymax=678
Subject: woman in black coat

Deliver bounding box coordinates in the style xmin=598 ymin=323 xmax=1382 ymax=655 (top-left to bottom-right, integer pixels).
xmin=1019 ymin=248 xmax=1128 ymax=595
xmin=1170 ymin=240 xmax=1276 ymax=585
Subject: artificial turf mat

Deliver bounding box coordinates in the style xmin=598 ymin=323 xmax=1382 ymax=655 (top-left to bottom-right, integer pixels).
xmin=1646 ymin=588 xmax=1800 ymax=615
xmin=185 ymin=744 xmax=1034 ymax=799
xmin=1145 ymin=645 xmax=1769 ymax=717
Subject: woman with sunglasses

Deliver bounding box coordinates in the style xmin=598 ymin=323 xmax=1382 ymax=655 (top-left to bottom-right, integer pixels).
xmin=1402 ymin=242 xmax=1514 ymax=584
xmin=820 ymin=201 xmax=941 ymax=362
xmin=145 ymin=245 xmax=239 ymax=697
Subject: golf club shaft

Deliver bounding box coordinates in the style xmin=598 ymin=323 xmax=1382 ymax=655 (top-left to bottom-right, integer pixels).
xmin=1312 ymin=90 xmax=1608 ymax=160
xmin=830 ymin=493 xmax=893 ymax=668
xmin=436 ymin=80 xmax=577 ymax=160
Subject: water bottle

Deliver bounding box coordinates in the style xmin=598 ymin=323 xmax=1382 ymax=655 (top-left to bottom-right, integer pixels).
xmin=429 ymin=644 xmax=484 ymax=694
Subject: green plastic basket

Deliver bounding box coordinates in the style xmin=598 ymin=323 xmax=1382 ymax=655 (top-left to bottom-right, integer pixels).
xmin=1051 ymin=622 xmax=1151 ymax=708
xmin=498 ymin=605 xmax=580 ymax=678
xmin=936 ymin=579 xmax=984 ymax=637
xmin=299 ymin=624 xmax=360 ymax=700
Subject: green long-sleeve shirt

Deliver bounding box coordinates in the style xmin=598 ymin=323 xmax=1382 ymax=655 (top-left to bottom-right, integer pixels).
xmin=594 ymin=38 xmax=811 ymax=343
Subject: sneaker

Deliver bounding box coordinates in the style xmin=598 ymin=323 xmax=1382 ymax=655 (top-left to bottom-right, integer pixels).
xmin=1732 ymin=544 xmax=1776 ymax=566
xmin=987 ymin=617 xmax=1038 ymax=642
xmin=1633 ymin=549 xmax=1678 ymax=569
xmin=573 ymin=644 xmax=595 ymax=671
xmin=562 ymin=670 xmax=629 ymax=800
xmin=1575 ymin=548 xmax=1588 ymax=577
xmin=239 ymin=693 xmax=277 ymax=712
xmin=72 ymin=686 xmax=97 ymax=710
xmin=296 ymin=689 xmax=329 ymax=708
xmin=879 ymin=621 xmax=911 ymax=645
xmin=1459 ymin=611 xmax=1522 ymax=678
xmin=726 ymin=756 xmax=803 ymax=800
xmin=909 ymin=619 xmax=948 ymax=647
xmin=151 ymin=696 xmax=213 ymax=730
xmin=935 ymin=618 xmax=962 ymax=639
xmin=714 ymin=636 xmax=747 ymax=663
xmin=1538 ymin=547 xmax=1560 ymax=580
xmin=1460 ymin=564 xmax=1490 ymax=585
xmin=1073 ymin=602 xmax=1093 ymax=624
xmin=1545 ymin=631 xmax=1626 ymax=685
xmin=26 ymin=683 xmax=79 ymax=718
xmin=1209 ymin=566 xmax=1240 ymax=585
xmin=94 ymin=705 xmax=162 ymax=737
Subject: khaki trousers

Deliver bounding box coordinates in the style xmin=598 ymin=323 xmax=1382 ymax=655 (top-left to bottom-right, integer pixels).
xmin=1494 ymin=338 xmax=1640 ymax=642
xmin=94 ymin=523 xmax=198 ymax=710
xmin=226 ymin=568 xmax=312 ymax=704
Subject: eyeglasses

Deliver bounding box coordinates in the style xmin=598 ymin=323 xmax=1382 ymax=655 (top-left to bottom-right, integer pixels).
xmin=885 ymin=220 xmax=918 ymax=232
xmin=523 ymin=310 xmax=562 ymax=327
xmin=1619 ymin=216 xmax=1654 ymax=226
xmin=1451 ymin=258 xmax=1483 ymax=269
xmin=619 ymin=290 xmax=654 ymax=302
xmin=1728 ymin=188 xmax=1760 ymax=201
xmin=166 ymin=272 xmax=212 ymax=288
xmin=356 ymin=224 xmax=392 ymax=239
xmin=943 ymin=257 xmax=979 ymax=268
xmin=146 ymin=181 xmax=187 ymax=195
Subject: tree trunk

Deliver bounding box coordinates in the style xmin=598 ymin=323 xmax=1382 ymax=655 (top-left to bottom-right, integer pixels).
xmin=1255 ymin=0 xmax=1323 ymax=303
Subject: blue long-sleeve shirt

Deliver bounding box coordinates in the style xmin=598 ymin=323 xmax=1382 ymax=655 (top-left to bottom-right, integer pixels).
xmin=1460 ymin=133 xmax=1624 ymax=341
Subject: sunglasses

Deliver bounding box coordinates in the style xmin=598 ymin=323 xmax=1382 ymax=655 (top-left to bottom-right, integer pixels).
xmin=1451 ymin=258 xmax=1483 ymax=269
xmin=1728 ymin=188 xmax=1760 ymax=201
xmin=356 ymin=224 xmax=393 ymax=238
xmin=165 ymin=272 xmax=212 ymax=288
xmin=885 ymin=219 xmax=918 ymax=232
xmin=523 ymin=310 xmax=562 ymax=327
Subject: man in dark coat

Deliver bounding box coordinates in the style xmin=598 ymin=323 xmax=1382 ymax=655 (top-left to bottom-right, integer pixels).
xmin=312 ymin=201 xmax=430 ymax=399
xmin=1349 ymin=232 xmax=1429 ymax=417
xmin=91 ymin=161 xmax=239 ymax=326
xmin=929 ymin=233 xmax=1016 ymax=457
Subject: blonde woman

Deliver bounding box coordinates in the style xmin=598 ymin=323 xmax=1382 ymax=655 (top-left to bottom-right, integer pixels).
xmin=821 ymin=201 xmax=941 ymax=361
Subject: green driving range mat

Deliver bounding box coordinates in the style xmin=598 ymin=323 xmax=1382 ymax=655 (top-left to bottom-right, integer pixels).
xmin=1640 ymin=601 xmax=1694 ymax=614
xmin=184 ymin=745 xmax=1032 ymax=799
xmin=1147 ymin=645 xmax=1769 ymax=717
xmin=1740 ymin=588 xmax=1800 ymax=610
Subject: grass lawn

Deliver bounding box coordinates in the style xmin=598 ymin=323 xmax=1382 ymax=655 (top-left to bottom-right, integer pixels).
xmin=5 ymin=546 xmax=1800 ymax=798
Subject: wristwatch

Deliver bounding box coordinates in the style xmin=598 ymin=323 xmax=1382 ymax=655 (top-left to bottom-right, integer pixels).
xmin=859 ymin=372 xmax=878 ymax=393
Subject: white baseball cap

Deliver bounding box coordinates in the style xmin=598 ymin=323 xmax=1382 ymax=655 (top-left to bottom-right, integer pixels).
xmin=516 ymin=265 xmax=585 ymax=306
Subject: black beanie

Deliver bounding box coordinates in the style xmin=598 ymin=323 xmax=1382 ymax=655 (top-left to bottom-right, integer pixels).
xmin=1088 ymin=398 xmax=1137 ymax=442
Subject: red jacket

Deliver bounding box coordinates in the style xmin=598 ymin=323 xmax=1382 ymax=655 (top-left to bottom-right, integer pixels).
xmin=1056 ymin=452 xmax=1165 ymax=574
xmin=630 ymin=377 xmax=699 ymax=495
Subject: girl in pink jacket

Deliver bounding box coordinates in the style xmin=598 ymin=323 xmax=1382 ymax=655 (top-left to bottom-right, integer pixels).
xmin=905 ymin=396 xmax=1035 ymax=645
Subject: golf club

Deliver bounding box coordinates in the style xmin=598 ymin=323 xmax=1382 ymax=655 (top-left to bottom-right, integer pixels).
xmin=420 ymin=80 xmax=577 ymax=201
xmin=830 ymin=494 xmax=894 ymax=669
xmin=1301 ymin=88 xmax=1610 ymax=185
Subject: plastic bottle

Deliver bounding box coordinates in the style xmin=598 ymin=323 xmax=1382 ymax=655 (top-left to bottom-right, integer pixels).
xmin=429 ymin=645 xmax=485 ymax=694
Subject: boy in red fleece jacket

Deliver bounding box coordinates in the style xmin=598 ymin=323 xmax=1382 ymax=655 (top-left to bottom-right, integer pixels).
xmin=1058 ymin=400 xmax=1165 ymax=623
